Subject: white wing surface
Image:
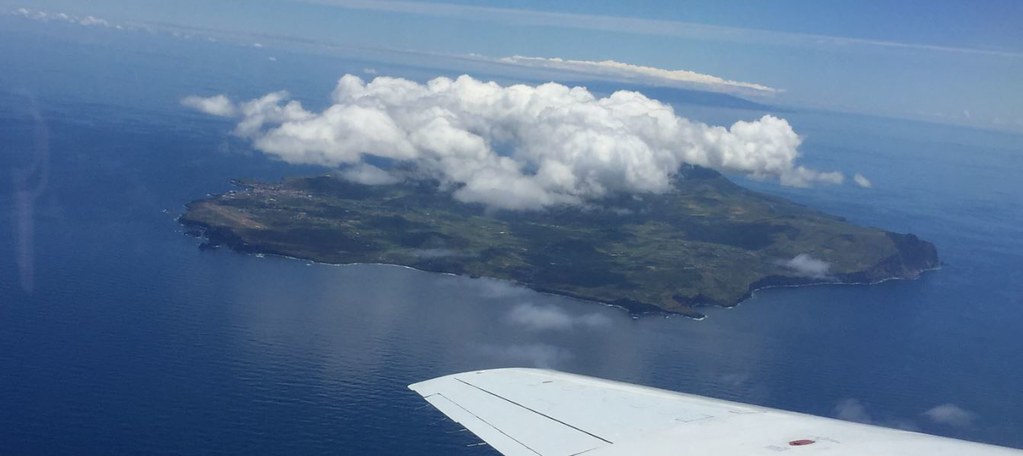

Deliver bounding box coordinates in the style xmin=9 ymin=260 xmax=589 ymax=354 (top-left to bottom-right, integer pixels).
xmin=409 ymin=368 xmax=1022 ymax=456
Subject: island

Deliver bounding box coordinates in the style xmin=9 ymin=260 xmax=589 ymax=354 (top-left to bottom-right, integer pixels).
xmin=179 ymin=165 xmax=938 ymax=317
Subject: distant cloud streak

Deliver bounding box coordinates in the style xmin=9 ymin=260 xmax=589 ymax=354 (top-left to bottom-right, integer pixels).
xmin=9 ymin=7 xmax=119 ymax=29
xmin=497 ymin=56 xmax=779 ymax=95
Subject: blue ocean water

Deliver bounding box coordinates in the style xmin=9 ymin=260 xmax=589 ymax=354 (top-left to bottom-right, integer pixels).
xmin=2 ymin=21 xmax=1022 ymax=454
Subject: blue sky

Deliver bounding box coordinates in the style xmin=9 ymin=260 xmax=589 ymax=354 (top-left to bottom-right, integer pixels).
xmin=4 ymin=0 xmax=1022 ymax=132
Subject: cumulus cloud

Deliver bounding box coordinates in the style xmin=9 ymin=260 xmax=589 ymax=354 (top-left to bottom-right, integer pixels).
xmin=181 ymin=95 xmax=237 ymax=117
xmin=185 ymin=74 xmax=845 ymax=210
xmin=506 ymin=303 xmax=611 ymax=331
xmin=779 ymin=253 xmax=831 ymax=278
xmin=498 ymin=56 xmax=778 ymax=95
xmin=922 ymin=404 xmax=977 ymax=428
xmin=853 ymin=173 xmax=872 ymax=188
xmin=478 ymin=343 xmax=572 ymax=368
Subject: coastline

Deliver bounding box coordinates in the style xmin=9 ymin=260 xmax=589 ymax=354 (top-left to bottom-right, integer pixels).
xmin=182 ymin=216 xmax=939 ymax=320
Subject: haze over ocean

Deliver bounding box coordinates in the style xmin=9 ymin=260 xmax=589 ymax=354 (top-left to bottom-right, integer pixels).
xmin=2 ymin=19 xmax=1022 ymax=455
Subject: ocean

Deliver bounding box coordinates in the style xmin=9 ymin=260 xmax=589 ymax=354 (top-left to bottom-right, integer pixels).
xmin=1 ymin=21 xmax=1022 ymax=454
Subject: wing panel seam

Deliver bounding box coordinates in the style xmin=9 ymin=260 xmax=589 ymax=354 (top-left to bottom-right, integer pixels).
xmin=427 ymin=392 xmax=544 ymax=456
xmin=454 ymin=377 xmax=614 ymax=445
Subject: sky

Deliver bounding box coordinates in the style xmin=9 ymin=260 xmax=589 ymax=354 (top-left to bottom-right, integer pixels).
xmin=3 ymin=0 xmax=1022 ymax=133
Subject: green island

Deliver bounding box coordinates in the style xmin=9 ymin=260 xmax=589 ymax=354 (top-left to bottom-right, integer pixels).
xmin=179 ymin=165 xmax=938 ymax=317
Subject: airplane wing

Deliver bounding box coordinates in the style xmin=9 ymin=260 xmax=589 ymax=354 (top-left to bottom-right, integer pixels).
xmin=409 ymin=368 xmax=1022 ymax=456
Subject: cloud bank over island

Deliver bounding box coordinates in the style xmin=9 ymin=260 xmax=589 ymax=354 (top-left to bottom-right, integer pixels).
xmin=184 ymin=74 xmax=846 ymax=210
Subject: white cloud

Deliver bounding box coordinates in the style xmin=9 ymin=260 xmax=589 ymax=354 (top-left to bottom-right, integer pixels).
xmin=181 ymin=95 xmax=238 ymax=117
xmin=78 ymin=15 xmax=110 ymax=27
xmin=498 ymin=56 xmax=778 ymax=95
xmin=853 ymin=173 xmax=872 ymax=188
xmin=478 ymin=343 xmax=572 ymax=368
xmin=780 ymin=253 xmax=831 ymax=278
xmin=252 ymin=42 xmax=264 ymax=48
xmin=11 ymin=8 xmax=44 ymax=20
xmin=474 ymin=278 xmax=532 ymax=299
xmin=834 ymin=398 xmax=872 ymax=424
xmin=339 ymin=163 xmax=401 ymax=185
xmin=186 ymin=74 xmax=845 ymax=210
xmin=506 ymin=303 xmax=611 ymax=331
xmin=10 ymin=8 xmax=115 ymax=28
xmin=834 ymin=399 xmax=918 ymax=431
xmin=923 ymin=404 xmax=977 ymax=428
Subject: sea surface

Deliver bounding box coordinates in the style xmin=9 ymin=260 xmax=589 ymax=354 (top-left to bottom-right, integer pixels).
xmin=2 ymin=21 xmax=1022 ymax=454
